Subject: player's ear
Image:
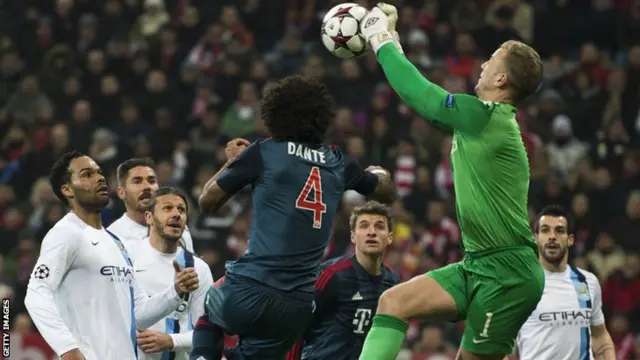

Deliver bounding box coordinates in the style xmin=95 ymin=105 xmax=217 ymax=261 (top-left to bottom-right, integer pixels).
xmin=144 ymin=210 xmax=153 ymax=226
xmin=61 ymin=184 xmax=74 ymax=200
xmin=350 ymin=231 xmax=356 ymax=244
xmin=495 ymin=72 xmax=508 ymax=88
xmin=386 ymin=232 xmax=393 ymax=246
xmin=116 ymin=186 xmax=126 ymax=200
xmin=568 ymin=234 xmax=575 ymax=248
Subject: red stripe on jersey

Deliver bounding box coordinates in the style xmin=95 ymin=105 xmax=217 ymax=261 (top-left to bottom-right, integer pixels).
xmin=286 ymin=339 xmax=303 ymax=360
xmin=214 ymin=275 xmax=226 ymax=288
xmin=315 ymin=257 xmax=353 ymax=291
xmin=195 ymin=315 xmax=215 ymax=328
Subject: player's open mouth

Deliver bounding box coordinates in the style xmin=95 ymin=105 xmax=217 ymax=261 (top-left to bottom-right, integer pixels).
xmin=167 ymin=222 xmax=181 ymax=229
xmin=546 ymin=244 xmax=560 ymax=250
xmin=139 ymin=192 xmax=152 ymax=201
xmin=365 ymin=239 xmax=379 ymax=245
xmin=97 ymin=186 xmax=108 ymax=195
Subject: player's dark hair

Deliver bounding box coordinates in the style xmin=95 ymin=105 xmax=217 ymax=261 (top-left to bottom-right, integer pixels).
xmin=145 ymin=186 xmax=189 ymax=214
xmin=117 ymin=158 xmax=156 ymax=186
xmin=49 ymin=150 xmax=85 ymax=206
xmin=535 ymin=205 xmax=574 ymax=234
xmin=349 ymin=201 xmax=393 ymax=231
xmin=261 ymin=75 xmax=335 ymax=144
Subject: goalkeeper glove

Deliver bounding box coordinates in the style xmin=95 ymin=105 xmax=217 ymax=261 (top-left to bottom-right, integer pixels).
xmin=360 ymin=6 xmax=403 ymax=55
xmin=376 ymin=3 xmax=404 ymax=55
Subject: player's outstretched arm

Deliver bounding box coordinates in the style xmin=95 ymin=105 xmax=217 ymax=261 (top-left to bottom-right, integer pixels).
xmin=377 ymin=45 xmax=492 ymax=135
xmin=360 ymin=9 xmax=492 ymax=135
xmin=24 ymin=227 xmax=83 ymax=358
xmin=199 ymin=138 xmax=259 ymax=214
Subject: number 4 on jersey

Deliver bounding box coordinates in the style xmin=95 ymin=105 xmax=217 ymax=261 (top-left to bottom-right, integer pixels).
xmin=296 ymin=167 xmax=327 ymax=229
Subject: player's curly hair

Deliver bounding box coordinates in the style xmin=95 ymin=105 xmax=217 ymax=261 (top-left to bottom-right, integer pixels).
xmin=50 ymin=150 xmax=85 ymax=206
xmin=535 ymin=204 xmax=574 ymax=234
xmin=261 ymin=75 xmax=335 ymax=144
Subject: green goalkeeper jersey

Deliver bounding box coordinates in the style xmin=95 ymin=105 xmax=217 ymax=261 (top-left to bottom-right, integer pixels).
xmin=377 ymin=44 xmax=535 ymax=253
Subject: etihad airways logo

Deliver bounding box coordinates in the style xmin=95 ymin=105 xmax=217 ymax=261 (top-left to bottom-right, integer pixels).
xmin=538 ymin=309 xmax=591 ymax=327
xmin=100 ymin=265 xmax=134 ymax=285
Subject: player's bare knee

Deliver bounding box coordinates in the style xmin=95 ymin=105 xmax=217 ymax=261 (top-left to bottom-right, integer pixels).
xmin=376 ymin=287 xmax=406 ymax=318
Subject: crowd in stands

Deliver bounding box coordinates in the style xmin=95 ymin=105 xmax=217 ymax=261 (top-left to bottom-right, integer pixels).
xmin=1 ymin=0 xmax=639 ymax=358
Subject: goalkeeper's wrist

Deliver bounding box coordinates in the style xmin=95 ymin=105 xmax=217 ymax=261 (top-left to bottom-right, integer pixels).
xmin=366 ymin=30 xmax=395 ymax=54
xmin=392 ymin=31 xmax=404 ymax=55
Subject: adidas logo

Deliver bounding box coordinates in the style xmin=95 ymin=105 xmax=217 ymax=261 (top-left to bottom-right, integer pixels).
xmin=352 ymin=292 xmax=363 ymax=301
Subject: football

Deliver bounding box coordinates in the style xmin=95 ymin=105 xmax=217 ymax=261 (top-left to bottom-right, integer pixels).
xmin=321 ymin=3 xmax=368 ymax=59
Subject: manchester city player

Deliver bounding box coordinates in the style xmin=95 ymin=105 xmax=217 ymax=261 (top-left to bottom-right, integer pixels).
xmin=515 ymin=205 xmax=615 ymax=360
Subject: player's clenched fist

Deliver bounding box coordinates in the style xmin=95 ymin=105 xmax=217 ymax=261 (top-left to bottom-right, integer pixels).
xmin=136 ymin=329 xmax=174 ymax=353
xmin=361 ymin=4 xmax=403 ymax=54
xmin=173 ymin=259 xmax=199 ymax=294
xmin=225 ymin=138 xmax=250 ymax=162
xmin=376 ymin=3 xmax=398 ymax=31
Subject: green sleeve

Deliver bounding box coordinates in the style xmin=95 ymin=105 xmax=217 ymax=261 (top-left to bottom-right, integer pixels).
xmin=376 ymin=44 xmax=492 ymax=135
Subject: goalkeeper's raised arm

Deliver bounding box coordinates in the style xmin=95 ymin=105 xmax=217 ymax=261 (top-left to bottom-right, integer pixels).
xmin=360 ymin=4 xmax=542 ymax=135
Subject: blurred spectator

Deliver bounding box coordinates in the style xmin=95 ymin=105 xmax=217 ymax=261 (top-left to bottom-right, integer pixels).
xmin=602 ymin=253 xmax=640 ymax=322
xmin=586 ymin=232 xmax=626 ymax=281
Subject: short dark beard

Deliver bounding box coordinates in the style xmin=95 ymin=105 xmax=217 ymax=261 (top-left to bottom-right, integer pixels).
xmin=125 ymin=192 xmax=146 ymax=212
xmin=72 ymin=185 xmax=108 ymax=212
xmin=539 ymin=244 xmax=568 ymax=265
xmin=152 ymin=214 xmax=181 ymax=243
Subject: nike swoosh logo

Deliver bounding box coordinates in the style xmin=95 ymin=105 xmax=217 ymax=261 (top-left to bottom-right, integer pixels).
xmin=91 ymin=241 xmax=99 ymax=246
xmin=473 ymin=338 xmax=490 ymax=344
xmin=135 ymin=269 xmax=146 ymax=272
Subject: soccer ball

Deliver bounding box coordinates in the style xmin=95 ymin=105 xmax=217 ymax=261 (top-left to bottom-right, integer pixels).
xmin=321 ymin=3 xmax=368 ymax=59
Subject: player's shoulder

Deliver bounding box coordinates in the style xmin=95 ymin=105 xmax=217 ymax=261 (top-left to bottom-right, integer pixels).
xmin=236 ymin=138 xmax=266 ymax=161
xmin=42 ymin=212 xmax=86 ymax=245
xmin=484 ymin=100 xmax=517 ymax=124
xmin=382 ymin=265 xmax=401 ymax=285
xmin=106 ymin=215 xmax=144 ymax=242
xmin=318 ymin=255 xmax=355 ymax=279
xmin=251 ymin=137 xmax=273 ymax=152
xmin=315 ymin=256 xmax=354 ymax=291
xmin=106 ymin=215 xmax=126 ymax=233
xmin=575 ymin=267 xmax=601 ymax=288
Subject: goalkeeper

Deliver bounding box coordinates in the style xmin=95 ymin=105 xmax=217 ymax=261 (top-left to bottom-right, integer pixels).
xmin=357 ymin=4 xmax=545 ymax=360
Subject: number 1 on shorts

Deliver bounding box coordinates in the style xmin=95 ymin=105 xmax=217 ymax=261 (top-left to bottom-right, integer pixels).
xmin=479 ymin=312 xmax=493 ymax=338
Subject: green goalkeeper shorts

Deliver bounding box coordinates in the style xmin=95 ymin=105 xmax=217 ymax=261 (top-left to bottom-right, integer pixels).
xmin=427 ymin=246 xmax=544 ymax=355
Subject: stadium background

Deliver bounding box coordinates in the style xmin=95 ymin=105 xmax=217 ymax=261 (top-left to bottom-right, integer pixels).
xmin=1 ymin=0 xmax=639 ymax=358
